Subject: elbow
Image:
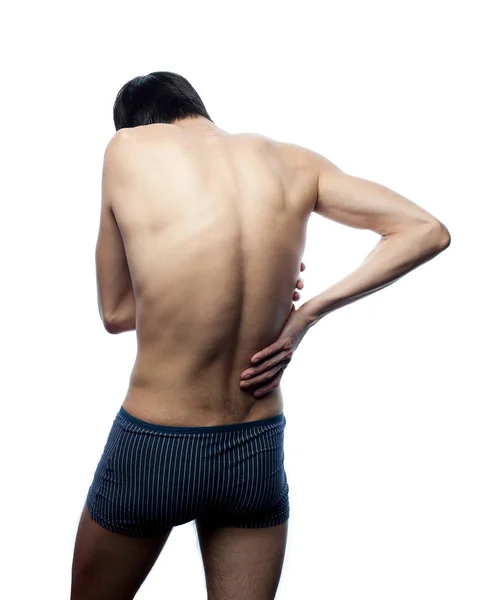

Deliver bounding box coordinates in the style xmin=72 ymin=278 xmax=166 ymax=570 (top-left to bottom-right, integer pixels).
xmin=98 ymin=299 xmax=120 ymax=334
xmin=102 ymin=314 xmax=122 ymax=334
xmin=413 ymin=219 xmax=451 ymax=251
xmin=429 ymin=220 xmax=452 ymax=250
xmin=102 ymin=311 xmax=136 ymax=334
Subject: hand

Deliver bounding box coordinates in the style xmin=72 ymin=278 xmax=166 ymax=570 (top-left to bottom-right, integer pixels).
xmin=240 ymin=263 xmax=309 ymax=398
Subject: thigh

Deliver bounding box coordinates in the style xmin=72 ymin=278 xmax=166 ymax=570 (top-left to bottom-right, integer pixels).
xmin=195 ymin=518 xmax=289 ymax=600
xmin=71 ymin=503 xmax=172 ymax=600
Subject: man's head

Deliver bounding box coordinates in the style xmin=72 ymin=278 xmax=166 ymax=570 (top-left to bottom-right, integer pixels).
xmin=113 ymin=71 xmax=213 ymax=131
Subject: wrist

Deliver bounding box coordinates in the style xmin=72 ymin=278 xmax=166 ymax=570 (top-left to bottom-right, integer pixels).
xmin=295 ymin=302 xmax=318 ymax=330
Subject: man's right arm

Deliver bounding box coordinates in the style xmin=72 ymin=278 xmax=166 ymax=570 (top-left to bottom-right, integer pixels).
xmin=294 ymin=146 xmax=451 ymax=329
xmin=239 ymin=145 xmax=451 ymax=398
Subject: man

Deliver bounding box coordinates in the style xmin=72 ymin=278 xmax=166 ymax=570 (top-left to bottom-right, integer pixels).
xmin=71 ymin=71 xmax=451 ymax=599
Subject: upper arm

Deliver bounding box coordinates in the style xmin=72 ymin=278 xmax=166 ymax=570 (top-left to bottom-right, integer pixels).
xmin=299 ymin=146 xmax=446 ymax=237
xmin=95 ymin=134 xmax=134 ymax=325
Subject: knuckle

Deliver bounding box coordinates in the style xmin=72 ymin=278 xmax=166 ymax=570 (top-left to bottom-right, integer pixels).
xmin=282 ymin=338 xmax=293 ymax=351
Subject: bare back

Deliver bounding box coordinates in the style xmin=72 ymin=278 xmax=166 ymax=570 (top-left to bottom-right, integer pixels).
xmin=110 ymin=124 xmax=317 ymax=425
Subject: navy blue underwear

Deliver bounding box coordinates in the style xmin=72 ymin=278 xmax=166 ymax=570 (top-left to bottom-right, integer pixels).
xmin=86 ymin=406 xmax=289 ymax=537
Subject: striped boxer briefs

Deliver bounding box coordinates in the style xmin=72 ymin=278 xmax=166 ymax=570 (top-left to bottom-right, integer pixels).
xmin=86 ymin=406 xmax=289 ymax=537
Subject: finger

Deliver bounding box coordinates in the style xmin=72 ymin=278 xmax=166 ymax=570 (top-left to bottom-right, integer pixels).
xmin=250 ymin=343 xmax=283 ymax=364
xmin=253 ymin=369 xmax=285 ymax=398
xmin=242 ymin=349 xmax=290 ymax=379
xmin=241 ymin=362 xmax=290 ymax=389
xmin=293 ymin=291 xmax=300 ymax=301
xmin=296 ymin=278 xmax=303 ymax=290
xmin=300 ymin=262 xmax=306 ymax=272
xmin=242 ymin=363 xmax=285 ymax=392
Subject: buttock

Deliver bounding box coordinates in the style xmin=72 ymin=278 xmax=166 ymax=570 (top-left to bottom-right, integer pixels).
xmin=86 ymin=406 xmax=289 ymax=537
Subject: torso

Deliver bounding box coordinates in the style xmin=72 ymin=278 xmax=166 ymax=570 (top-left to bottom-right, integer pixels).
xmin=110 ymin=124 xmax=317 ymax=426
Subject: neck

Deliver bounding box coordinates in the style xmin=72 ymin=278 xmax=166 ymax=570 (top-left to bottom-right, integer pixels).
xmin=173 ymin=116 xmax=225 ymax=134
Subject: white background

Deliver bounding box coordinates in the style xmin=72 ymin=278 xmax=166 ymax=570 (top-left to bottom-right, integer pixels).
xmin=2 ymin=0 xmax=484 ymax=598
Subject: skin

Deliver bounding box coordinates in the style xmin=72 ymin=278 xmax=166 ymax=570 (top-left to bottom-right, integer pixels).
xmin=72 ymin=116 xmax=450 ymax=599
xmin=96 ymin=118 xmax=320 ymax=426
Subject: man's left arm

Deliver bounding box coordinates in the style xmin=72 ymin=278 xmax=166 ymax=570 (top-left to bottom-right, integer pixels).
xmin=95 ymin=135 xmax=136 ymax=334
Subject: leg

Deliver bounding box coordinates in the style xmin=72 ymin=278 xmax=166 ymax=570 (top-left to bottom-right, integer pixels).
xmin=71 ymin=503 xmax=173 ymax=600
xmin=195 ymin=518 xmax=289 ymax=600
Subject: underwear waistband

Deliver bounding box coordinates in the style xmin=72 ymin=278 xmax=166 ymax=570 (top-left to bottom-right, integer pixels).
xmin=117 ymin=406 xmax=285 ymax=435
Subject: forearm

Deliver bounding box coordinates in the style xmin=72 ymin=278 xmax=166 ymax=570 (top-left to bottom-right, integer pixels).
xmin=112 ymin=310 xmax=136 ymax=333
xmin=297 ymin=221 xmax=450 ymax=329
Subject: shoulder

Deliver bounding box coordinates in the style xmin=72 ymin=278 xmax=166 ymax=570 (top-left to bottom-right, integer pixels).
xmin=255 ymin=135 xmax=325 ymax=176
xmin=109 ymin=124 xmax=178 ymax=146
xmin=249 ymin=134 xmax=313 ymax=162
xmin=234 ymin=133 xmax=301 ymax=165
xmin=103 ymin=125 xmax=180 ymax=165
xmin=103 ymin=129 xmax=134 ymax=161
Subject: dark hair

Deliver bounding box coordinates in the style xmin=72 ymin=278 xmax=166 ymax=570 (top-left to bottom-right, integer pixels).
xmin=113 ymin=71 xmax=213 ymax=130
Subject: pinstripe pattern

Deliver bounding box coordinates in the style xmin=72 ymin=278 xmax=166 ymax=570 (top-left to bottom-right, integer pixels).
xmin=86 ymin=407 xmax=289 ymax=537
